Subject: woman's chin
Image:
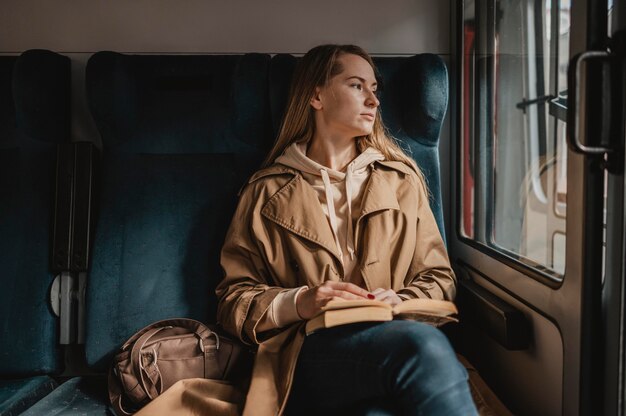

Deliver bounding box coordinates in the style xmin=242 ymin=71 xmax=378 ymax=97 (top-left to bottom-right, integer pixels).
xmin=351 ymin=126 xmax=373 ymax=137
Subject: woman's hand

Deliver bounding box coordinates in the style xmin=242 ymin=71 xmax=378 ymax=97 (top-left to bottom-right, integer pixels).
xmin=371 ymin=288 xmax=403 ymax=306
xmin=296 ymin=281 xmax=374 ymax=320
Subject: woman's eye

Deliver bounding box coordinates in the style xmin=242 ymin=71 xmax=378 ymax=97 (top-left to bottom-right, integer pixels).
xmin=351 ymin=83 xmax=363 ymax=90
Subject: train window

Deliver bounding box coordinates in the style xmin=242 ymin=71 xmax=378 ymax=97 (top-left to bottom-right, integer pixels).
xmin=460 ymin=0 xmax=570 ymax=278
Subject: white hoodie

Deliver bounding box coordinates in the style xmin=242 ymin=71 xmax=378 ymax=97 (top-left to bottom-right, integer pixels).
xmin=256 ymin=140 xmax=385 ymax=331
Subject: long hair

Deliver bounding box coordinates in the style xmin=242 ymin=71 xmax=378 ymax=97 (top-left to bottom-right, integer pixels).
xmin=261 ymin=44 xmax=426 ymax=186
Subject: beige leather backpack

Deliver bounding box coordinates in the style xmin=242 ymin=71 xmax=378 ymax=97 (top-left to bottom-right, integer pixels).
xmin=108 ymin=318 xmax=253 ymax=415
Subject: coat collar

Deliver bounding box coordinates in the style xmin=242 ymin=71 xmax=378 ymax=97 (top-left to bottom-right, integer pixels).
xmin=248 ymin=164 xmax=296 ymax=183
xmin=258 ymin=161 xmax=401 ymax=262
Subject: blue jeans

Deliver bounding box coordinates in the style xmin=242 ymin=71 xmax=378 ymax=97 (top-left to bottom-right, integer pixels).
xmin=284 ymin=320 xmax=478 ymax=416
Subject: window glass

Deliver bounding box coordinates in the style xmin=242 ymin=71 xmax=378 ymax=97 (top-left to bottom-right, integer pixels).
xmin=460 ymin=0 xmax=570 ymax=278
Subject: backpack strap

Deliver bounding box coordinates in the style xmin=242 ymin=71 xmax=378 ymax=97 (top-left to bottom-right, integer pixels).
xmin=130 ymin=326 xmax=171 ymax=400
xmin=199 ymin=330 xmax=222 ymax=379
xmin=108 ymin=364 xmax=137 ymax=416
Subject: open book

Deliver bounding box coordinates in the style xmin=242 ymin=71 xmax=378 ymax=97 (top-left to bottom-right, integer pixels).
xmin=305 ymin=297 xmax=459 ymax=335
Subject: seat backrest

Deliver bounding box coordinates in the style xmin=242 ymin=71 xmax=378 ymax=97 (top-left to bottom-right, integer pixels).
xmin=0 ymin=50 xmax=70 ymax=376
xmin=84 ymin=52 xmax=273 ymax=370
xmin=83 ymin=51 xmax=449 ymax=371
xmin=269 ymin=53 xmax=449 ymax=241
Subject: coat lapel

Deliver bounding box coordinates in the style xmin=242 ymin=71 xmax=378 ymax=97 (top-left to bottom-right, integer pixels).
xmin=355 ymin=168 xmax=402 ymax=290
xmin=261 ymin=174 xmax=343 ymax=261
xmin=358 ymin=168 xmax=401 ymax=216
xmin=260 ymin=165 xmax=402 ymax=280
xmin=354 ymin=167 xmax=400 ymax=249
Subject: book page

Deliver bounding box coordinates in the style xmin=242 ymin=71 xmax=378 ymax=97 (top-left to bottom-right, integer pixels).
xmin=395 ymin=313 xmax=459 ymax=327
xmin=392 ymin=298 xmax=458 ymax=315
xmin=306 ymin=298 xmax=459 ymax=335
xmin=321 ymin=298 xmax=392 ymax=312
xmin=320 ymin=297 xmax=458 ymax=317
xmin=306 ymin=306 xmax=392 ymax=335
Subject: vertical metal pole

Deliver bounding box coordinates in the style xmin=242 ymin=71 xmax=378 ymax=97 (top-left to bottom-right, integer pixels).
xmin=59 ymin=271 xmax=76 ymax=345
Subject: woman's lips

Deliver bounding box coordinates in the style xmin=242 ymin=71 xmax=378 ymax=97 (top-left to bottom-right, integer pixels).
xmin=361 ymin=114 xmax=375 ymax=121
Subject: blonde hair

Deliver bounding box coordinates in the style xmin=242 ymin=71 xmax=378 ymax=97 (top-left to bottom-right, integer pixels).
xmin=262 ymin=44 xmax=426 ymax=186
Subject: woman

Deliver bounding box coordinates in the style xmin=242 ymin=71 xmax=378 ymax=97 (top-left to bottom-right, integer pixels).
xmin=216 ymin=44 xmax=477 ymax=416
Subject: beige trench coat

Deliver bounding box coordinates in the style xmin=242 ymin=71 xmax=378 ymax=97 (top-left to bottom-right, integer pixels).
xmin=215 ymin=160 xmax=456 ymax=416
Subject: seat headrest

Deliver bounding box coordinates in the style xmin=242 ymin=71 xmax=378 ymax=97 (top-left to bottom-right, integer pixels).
xmin=86 ymin=52 xmax=272 ymax=153
xmin=11 ymin=49 xmax=71 ymax=145
xmin=0 ymin=56 xmax=18 ymax=146
xmin=374 ymin=54 xmax=448 ymax=147
xmin=269 ymin=54 xmax=297 ymax=136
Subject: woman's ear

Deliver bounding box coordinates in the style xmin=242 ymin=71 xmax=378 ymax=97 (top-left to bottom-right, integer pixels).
xmin=310 ymin=86 xmax=323 ymax=110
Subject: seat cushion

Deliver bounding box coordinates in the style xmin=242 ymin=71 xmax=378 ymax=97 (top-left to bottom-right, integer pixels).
xmin=0 ymin=376 xmax=58 ymax=416
xmin=85 ymin=152 xmax=258 ymax=370
xmin=20 ymin=377 xmax=109 ymax=416
xmin=84 ymin=52 xmax=273 ymax=372
xmin=0 ymin=50 xmax=69 ymax=376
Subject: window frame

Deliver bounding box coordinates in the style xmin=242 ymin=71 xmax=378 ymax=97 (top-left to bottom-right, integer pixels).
xmin=455 ymin=0 xmax=566 ymax=288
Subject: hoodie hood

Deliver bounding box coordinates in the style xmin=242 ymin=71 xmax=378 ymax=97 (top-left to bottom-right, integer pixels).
xmin=275 ymin=141 xmax=385 ymax=277
xmin=275 ymin=140 xmax=385 ymax=181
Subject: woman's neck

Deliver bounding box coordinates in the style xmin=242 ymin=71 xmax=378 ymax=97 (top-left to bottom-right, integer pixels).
xmin=306 ymin=134 xmax=358 ymax=172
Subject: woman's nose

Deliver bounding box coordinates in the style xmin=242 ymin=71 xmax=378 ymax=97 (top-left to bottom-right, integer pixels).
xmin=366 ymin=91 xmax=380 ymax=108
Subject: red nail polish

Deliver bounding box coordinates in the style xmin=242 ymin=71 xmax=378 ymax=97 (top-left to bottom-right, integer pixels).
xmin=367 ymin=294 xmax=375 ymax=299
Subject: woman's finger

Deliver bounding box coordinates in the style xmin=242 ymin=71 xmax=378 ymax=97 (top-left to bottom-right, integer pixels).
xmin=329 ymin=290 xmax=364 ymax=301
xmin=379 ymin=293 xmax=403 ymax=306
xmin=327 ymin=281 xmax=372 ymax=298
xmin=373 ymin=289 xmax=394 ymax=300
xmin=378 ymin=295 xmax=395 ymax=303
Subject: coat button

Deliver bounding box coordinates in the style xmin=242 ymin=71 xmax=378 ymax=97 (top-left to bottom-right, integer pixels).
xmin=290 ymin=260 xmax=300 ymax=272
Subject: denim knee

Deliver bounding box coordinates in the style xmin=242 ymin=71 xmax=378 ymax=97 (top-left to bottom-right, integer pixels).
xmin=381 ymin=322 xmax=476 ymax=415
xmin=388 ymin=322 xmax=467 ymax=394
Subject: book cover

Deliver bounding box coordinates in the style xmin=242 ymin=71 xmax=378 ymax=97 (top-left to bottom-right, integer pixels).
xmin=305 ymin=297 xmax=459 ymax=335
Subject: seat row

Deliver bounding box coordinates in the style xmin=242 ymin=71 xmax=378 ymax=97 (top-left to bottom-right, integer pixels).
xmin=0 ymin=49 xmax=449 ymax=415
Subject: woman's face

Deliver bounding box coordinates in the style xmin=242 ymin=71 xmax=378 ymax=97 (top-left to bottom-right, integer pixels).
xmin=311 ymin=53 xmax=380 ymax=139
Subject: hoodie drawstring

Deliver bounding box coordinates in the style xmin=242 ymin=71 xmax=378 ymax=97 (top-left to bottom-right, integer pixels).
xmin=321 ymin=169 xmax=343 ymax=261
xmin=321 ymin=165 xmax=356 ymax=263
xmin=345 ymin=164 xmax=355 ymax=261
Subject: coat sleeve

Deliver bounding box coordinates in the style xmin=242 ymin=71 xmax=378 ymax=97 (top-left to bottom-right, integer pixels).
xmin=215 ymin=184 xmax=291 ymax=345
xmin=396 ymin=174 xmax=457 ymax=301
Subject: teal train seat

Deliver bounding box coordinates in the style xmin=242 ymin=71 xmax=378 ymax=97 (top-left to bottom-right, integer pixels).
xmin=83 ymin=52 xmax=273 ymax=371
xmin=0 ymin=50 xmax=71 ymax=415
xmin=22 ymin=52 xmax=274 ymax=415
xmin=20 ymin=51 xmax=449 ymax=415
